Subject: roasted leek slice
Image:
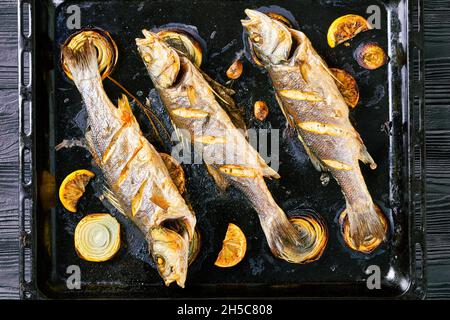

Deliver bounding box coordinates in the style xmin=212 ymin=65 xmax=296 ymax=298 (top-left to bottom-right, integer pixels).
xmin=74 ymin=213 xmax=121 ymax=262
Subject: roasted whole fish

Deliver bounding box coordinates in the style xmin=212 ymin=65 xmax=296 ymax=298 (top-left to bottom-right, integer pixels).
xmin=62 ymin=40 xmax=196 ymax=287
xmin=136 ymin=30 xmax=323 ymax=263
xmin=242 ymin=9 xmax=385 ymax=247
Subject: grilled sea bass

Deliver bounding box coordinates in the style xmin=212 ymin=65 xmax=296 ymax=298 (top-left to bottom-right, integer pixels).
xmin=242 ymin=9 xmax=385 ymax=247
xmin=137 ymin=30 xmax=321 ymax=263
xmin=62 ymin=40 xmax=196 ymax=287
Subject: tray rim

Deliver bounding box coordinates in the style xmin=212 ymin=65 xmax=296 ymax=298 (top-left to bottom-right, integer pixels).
xmin=17 ymin=0 xmax=427 ymax=299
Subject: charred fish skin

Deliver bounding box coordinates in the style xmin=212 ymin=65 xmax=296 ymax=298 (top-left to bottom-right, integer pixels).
xmin=137 ymin=30 xmax=322 ymax=264
xmin=62 ymin=40 xmax=196 ymax=288
xmin=242 ymin=9 xmax=385 ymax=247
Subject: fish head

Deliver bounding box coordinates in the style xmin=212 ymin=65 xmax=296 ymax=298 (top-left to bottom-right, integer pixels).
xmin=136 ymin=30 xmax=180 ymax=88
xmin=148 ymin=225 xmax=189 ymax=288
xmin=241 ymin=9 xmax=293 ymax=66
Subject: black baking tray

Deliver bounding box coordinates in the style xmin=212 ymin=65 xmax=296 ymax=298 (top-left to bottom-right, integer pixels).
xmin=18 ymin=0 xmax=426 ymax=299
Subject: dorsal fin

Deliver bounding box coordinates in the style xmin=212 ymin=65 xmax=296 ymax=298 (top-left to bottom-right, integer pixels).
xmin=198 ymin=68 xmax=247 ymax=134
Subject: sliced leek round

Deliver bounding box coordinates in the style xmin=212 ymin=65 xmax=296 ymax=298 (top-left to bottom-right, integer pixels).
xmin=74 ymin=213 xmax=121 ymax=262
xmin=289 ymin=214 xmax=328 ymax=263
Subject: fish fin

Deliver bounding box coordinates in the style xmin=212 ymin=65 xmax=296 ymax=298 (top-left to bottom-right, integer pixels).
xmin=254 ymin=155 xmax=280 ymax=179
xmin=150 ymin=96 xmax=187 ymax=149
xmin=199 ymin=69 xmax=247 ymax=134
xmin=261 ymin=165 xmax=280 ymax=179
xmin=199 ymin=68 xmax=236 ymax=97
xmin=102 ymin=184 xmax=127 ymax=216
xmin=206 ymin=164 xmax=229 ymax=191
xmin=354 ymin=132 xmax=377 ymax=170
xmin=117 ymin=94 xmax=138 ymax=126
xmin=346 ymin=200 xmax=385 ymax=247
xmin=359 ymin=144 xmax=377 ymax=170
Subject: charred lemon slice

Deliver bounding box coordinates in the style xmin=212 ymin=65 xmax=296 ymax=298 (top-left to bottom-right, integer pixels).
xmin=327 ymin=14 xmax=372 ymax=48
xmin=330 ymin=68 xmax=360 ymax=108
xmin=157 ymin=30 xmax=203 ymax=67
xmin=74 ymin=213 xmax=121 ymax=262
xmin=59 ymin=169 xmax=95 ymax=212
xmin=215 ymin=223 xmax=247 ymax=268
xmin=354 ymin=42 xmax=388 ymax=70
xmin=339 ymin=205 xmax=388 ymax=253
xmin=159 ymin=153 xmax=186 ymax=194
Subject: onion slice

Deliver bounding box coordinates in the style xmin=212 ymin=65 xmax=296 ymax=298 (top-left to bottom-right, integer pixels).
xmin=74 ymin=214 xmax=121 ymax=262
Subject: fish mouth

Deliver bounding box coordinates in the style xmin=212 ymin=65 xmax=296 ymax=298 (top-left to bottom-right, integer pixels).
xmin=241 ymin=9 xmax=266 ymax=30
xmin=135 ymin=29 xmax=157 ymax=47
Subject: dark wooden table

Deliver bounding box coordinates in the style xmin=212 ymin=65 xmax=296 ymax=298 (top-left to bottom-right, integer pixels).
xmin=1 ymin=0 xmax=449 ymax=299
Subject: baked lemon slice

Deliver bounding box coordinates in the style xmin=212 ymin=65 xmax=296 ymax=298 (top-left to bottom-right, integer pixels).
xmin=327 ymin=14 xmax=372 ymax=48
xmin=330 ymin=68 xmax=360 ymax=108
xmin=214 ymin=223 xmax=247 ymax=268
xmin=59 ymin=169 xmax=95 ymax=212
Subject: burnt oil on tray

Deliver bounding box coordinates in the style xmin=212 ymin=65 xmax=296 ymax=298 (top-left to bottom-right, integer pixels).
xmin=33 ymin=0 xmax=420 ymax=298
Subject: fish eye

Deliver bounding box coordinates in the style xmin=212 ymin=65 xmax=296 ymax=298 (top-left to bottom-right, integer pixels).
xmin=250 ymin=33 xmax=263 ymax=45
xmin=156 ymin=255 xmax=165 ymax=266
xmin=143 ymin=54 xmax=152 ymax=63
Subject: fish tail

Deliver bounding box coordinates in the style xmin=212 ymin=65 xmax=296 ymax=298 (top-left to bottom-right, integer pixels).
xmin=346 ymin=200 xmax=385 ymax=247
xmin=242 ymin=176 xmax=317 ymax=263
xmin=61 ymin=38 xmax=100 ymax=84
xmin=259 ymin=207 xmax=315 ymax=263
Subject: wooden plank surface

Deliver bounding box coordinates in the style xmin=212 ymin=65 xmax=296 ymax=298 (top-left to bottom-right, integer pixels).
xmin=0 ymin=0 xmax=19 ymax=300
xmin=1 ymin=0 xmax=450 ymax=299
xmin=423 ymin=0 xmax=450 ymax=299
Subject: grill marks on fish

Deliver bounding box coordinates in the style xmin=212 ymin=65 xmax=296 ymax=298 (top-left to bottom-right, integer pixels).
xmin=219 ymin=165 xmax=258 ymax=178
xmin=131 ymin=178 xmax=148 ymax=217
xmin=193 ymin=135 xmax=227 ymax=145
xmin=171 ymin=107 xmax=210 ymax=119
xmin=270 ymin=67 xmax=358 ymax=172
xmin=297 ymin=121 xmax=353 ymax=137
xmin=115 ymin=139 xmax=144 ymax=187
xmin=321 ymin=159 xmax=353 ymax=171
xmin=278 ymin=89 xmax=323 ymax=102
